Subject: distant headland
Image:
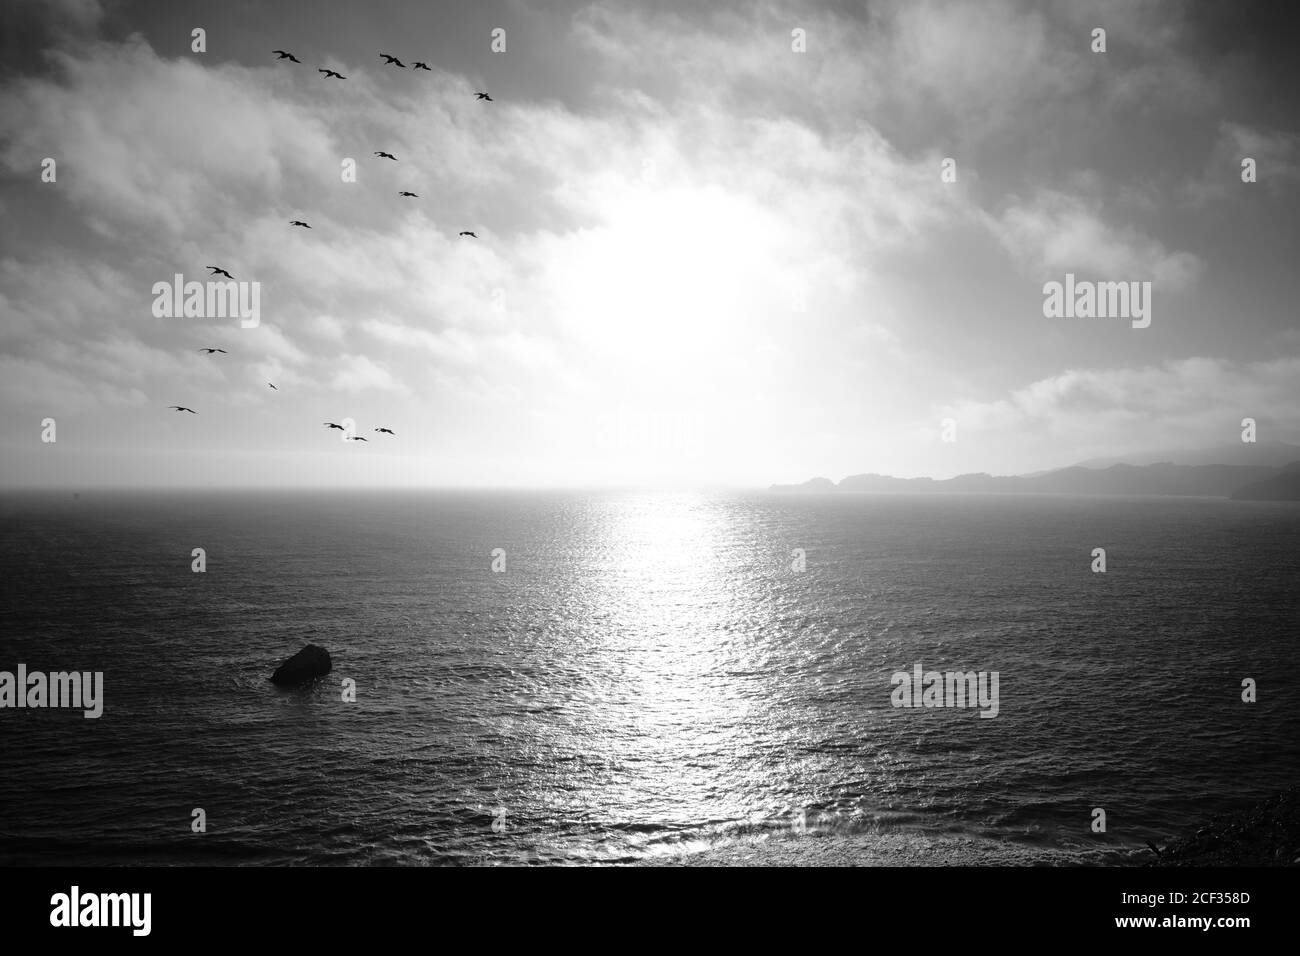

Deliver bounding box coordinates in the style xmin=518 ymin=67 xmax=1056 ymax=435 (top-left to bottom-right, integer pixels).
xmin=771 ymin=444 xmax=1300 ymax=500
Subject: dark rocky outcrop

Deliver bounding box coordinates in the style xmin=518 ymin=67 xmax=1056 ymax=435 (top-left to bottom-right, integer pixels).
xmin=270 ymin=644 xmax=332 ymax=686
xmin=1145 ymin=788 xmax=1300 ymax=866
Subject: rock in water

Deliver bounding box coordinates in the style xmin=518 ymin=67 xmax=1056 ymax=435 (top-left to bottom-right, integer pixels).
xmin=271 ymin=644 xmax=332 ymax=686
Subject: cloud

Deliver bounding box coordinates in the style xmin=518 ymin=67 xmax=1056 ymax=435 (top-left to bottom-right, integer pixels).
xmin=329 ymin=354 xmax=406 ymax=394
xmin=0 ymin=36 xmax=339 ymax=238
xmin=0 ymin=0 xmax=1292 ymax=487
xmin=1183 ymin=121 xmax=1300 ymax=204
xmin=937 ymin=356 xmax=1300 ymax=452
xmin=889 ymin=0 xmax=1084 ymax=130
xmin=992 ymin=189 xmax=1204 ymax=290
xmin=0 ymin=353 xmax=149 ymax=415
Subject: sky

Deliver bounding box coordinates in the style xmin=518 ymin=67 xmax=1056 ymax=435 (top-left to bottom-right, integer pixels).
xmin=1 ymin=0 xmax=1297 ymax=488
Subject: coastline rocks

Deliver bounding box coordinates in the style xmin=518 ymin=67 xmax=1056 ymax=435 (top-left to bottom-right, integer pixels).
xmin=270 ymin=644 xmax=332 ymax=686
xmin=1148 ymin=787 xmax=1300 ymax=866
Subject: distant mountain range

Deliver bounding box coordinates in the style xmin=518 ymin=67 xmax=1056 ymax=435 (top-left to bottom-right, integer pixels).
xmin=1072 ymin=440 xmax=1300 ymax=469
xmin=1229 ymin=460 xmax=1300 ymax=500
xmin=771 ymin=444 xmax=1300 ymax=500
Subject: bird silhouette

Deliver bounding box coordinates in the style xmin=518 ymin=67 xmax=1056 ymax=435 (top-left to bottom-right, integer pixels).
xmin=169 ymin=406 xmax=197 ymax=413
xmin=197 ymin=348 xmax=227 ymax=354
xmin=267 ymin=383 xmax=278 ymax=390
xmin=205 ymin=266 xmax=234 ymax=279
xmin=475 ymin=92 xmax=493 ymax=101
xmin=273 ymin=50 xmax=302 ymax=63
xmin=380 ymin=54 xmax=406 ymax=67
xmin=290 ymin=220 xmax=311 ymax=228
xmin=318 ymin=69 xmax=346 ymax=79
xmin=374 ymin=427 xmax=396 ymax=435
xmin=459 ymin=231 xmax=477 ymax=238
xmin=347 ymin=436 xmax=369 ymax=441
xmin=374 ymin=151 xmax=397 ymax=161
xmin=413 ymin=61 xmax=431 ymax=71
xmin=323 ymin=422 xmax=345 ymax=430
xmin=398 ymin=191 xmax=418 ymax=197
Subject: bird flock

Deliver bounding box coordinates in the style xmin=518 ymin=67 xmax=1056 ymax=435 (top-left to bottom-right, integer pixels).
xmin=170 ymin=50 xmax=495 ymax=443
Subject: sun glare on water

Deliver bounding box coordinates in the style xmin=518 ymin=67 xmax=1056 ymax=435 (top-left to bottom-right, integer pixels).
xmin=573 ymin=494 xmax=776 ymax=834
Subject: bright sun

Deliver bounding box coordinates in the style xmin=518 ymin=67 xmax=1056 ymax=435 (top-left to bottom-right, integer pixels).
xmin=536 ymin=183 xmax=787 ymax=482
xmin=554 ymin=184 xmax=774 ymax=372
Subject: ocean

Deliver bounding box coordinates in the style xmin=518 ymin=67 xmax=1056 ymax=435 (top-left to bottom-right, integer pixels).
xmin=1 ymin=490 xmax=1297 ymax=866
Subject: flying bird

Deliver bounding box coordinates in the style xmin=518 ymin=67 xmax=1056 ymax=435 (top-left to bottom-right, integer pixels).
xmin=475 ymin=92 xmax=493 ymax=101
xmin=374 ymin=151 xmax=397 ymax=161
xmin=413 ymin=61 xmax=431 ymax=71
xmin=197 ymin=348 xmax=227 ymax=354
xmin=318 ymin=69 xmax=346 ymax=79
xmin=290 ymin=220 xmax=311 ymax=228
xmin=205 ymin=266 xmax=234 ymax=279
xmin=347 ymin=436 xmax=369 ymax=442
xmin=459 ymin=231 xmax=477 ymax=238
xmin=374 ymin=428 xmax=396 ymax=435
xmin=323 ymin=422 xmax=345 ymax=430
xmin=267 ymin=383 xmax=278 ymax=390
xmin=169 ymin=406 xmax=196 ymax=414
xmin=380 ymin=54 xmax=406 ymax=67
xmin=398 ymin=191 xmax=418 ymax=197
xmin=273 ymin=50 xmax=301 ymax=63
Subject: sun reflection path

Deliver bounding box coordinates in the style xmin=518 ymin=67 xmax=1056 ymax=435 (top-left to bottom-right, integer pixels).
xmin=571 ymin=493 xmax=781 ymax=834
